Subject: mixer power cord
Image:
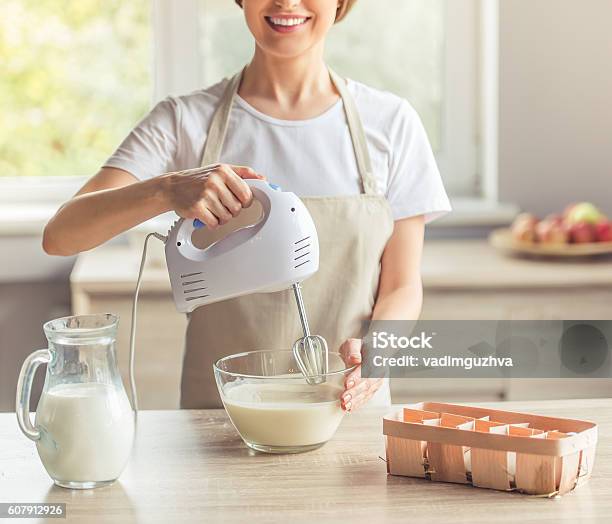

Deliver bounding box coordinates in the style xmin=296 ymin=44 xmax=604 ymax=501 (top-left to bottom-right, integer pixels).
xmin=128 ymin=231 xmax=167 ymax=413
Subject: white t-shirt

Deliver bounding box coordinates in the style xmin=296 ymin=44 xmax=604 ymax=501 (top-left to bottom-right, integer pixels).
xmin=104 ymin=77 xmax=451 ymax=223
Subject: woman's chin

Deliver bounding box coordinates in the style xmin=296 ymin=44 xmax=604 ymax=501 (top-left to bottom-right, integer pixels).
xmin=257 ymin=40 xmax=319 ymax=60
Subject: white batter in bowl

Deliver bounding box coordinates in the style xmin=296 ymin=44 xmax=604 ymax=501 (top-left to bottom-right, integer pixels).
xmin=214 ymin=351 xmax=356 ymax=453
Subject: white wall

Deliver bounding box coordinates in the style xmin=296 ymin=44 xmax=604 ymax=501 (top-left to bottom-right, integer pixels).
xmin=0 ymin=236 xmax=74 ymax=411
xmin=498 ymin=0 xmax=612 ymax=217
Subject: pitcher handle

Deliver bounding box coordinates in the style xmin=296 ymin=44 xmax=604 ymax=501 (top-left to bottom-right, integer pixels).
xmin=16 ymin=349 xmax=51 ymax=441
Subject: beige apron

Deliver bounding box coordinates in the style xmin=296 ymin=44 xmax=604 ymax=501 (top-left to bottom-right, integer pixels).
xmin=181 ymin=69 xmax=394 ymax=408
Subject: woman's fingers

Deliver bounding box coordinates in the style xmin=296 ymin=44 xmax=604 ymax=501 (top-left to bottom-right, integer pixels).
xmin=338 ymin=337 xmax=382 ymax=412
xmin=167 ymin=163 xmax=266 ymax=223
xmin=168 ymin=163 xmax=267 ymax=225
xmin=345 ymin=367 xmax=359 ymax=389
xmin=210 ymin=163 xmax=265 ymax=213
xmin=340 ymin=338 xmax=362 ymax=366
xmin=215 ymin=182 xmax=244 ymax=217
xmin=231 ymin=165 xmax=265 ymax=180
xmin=342 ymin=378 xmax=367 ymax=410
xmin=340 ymin=338 xmax=363 ymax=397
xmin=195 ymin=206 xmax=219 ymax=229
xmin=346 ymin=377 xmax=377 ymax=399
xmin=201 ymin=189 xmax=232 ymax=226
xmin=342 ymin=377 xmax=383 ymax=412
xmin=344 ymin=360 xmax=362 ymax=389
xmin=219 ymin=167 xmax=254 ymax=208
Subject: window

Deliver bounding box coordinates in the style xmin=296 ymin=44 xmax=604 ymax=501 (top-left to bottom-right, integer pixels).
xmin=3 ymin=0 xmax=497 ymax=209
xmin=0 ymin=0 xmax=152 ymax=181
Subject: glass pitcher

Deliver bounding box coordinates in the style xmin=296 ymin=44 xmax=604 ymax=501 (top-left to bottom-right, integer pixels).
xmin=16 ymin=314 xmax=135 ymax=489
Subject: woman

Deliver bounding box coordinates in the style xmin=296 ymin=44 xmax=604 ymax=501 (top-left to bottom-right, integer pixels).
xmin=43 ymin=0 xmax=451 ymax=411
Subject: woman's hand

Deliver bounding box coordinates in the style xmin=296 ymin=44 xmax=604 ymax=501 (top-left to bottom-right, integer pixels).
xmin=339 ymin=338 xmax=383 ymax=412
xmin=163 ymin=163 xmax=265 ymax=229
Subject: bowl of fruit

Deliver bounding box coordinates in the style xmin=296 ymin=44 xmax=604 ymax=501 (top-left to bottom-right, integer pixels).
xmin=490 ymin=202 xmax=612 ymax=258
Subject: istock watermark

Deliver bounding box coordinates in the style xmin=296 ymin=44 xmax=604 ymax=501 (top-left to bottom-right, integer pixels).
xmin=371 ymin=331 xmax=435 ymax=350
xmin=360 ymin=320 xmax=612 ymax=379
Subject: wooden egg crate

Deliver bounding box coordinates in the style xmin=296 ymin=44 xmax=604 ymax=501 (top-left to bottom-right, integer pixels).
xmin=383 ymin=402 xmax=598 ymax=497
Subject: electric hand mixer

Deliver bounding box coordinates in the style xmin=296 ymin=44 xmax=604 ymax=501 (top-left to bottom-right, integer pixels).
xmin=128 ymin=176 xmax=329 ymax=410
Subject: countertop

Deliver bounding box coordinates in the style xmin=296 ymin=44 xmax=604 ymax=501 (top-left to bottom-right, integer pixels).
xmin=70 ymin=240 xmax=612 ymax=293
xmin=1 ymin=398 xmax=610 ymax=524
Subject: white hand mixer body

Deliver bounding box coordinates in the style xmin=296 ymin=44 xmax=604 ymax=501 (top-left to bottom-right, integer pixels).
xmin=165 ymin=179 xmax=319 ymax=313
xmin=128 ymin=179 xmax=330 ymax=411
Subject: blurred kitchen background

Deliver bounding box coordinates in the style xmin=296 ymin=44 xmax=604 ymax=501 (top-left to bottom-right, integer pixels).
xmin=1 ymin=0 xmax=611 ymax=412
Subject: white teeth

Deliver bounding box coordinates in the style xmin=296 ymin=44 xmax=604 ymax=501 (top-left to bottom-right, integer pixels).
xmin=270 ymin=17 xmax=307 ymax=27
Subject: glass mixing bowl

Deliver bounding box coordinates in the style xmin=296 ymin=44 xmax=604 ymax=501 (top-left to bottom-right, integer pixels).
xmin=214 ymin=350 xmax=356 ymax=454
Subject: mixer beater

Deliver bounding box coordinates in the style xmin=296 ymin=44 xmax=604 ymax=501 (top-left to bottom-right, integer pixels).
xmin=291 ymin=282 xmax=329 ymax=385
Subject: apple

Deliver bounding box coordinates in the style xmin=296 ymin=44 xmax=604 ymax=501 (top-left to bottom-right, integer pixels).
xmin=511 ymin=213 xmax=539 ymax=243
xmin=567 ymin=221 xmax=596 ymax=243
xmin=536 ymin=215 xmax=569 ymax=245
xmin=547 ymin=213 xmax=564 ymax=227
xmin=565 ymin=202 xmax=607 ymax=225
xmin=563 ymin=203 xmax=578 ymax=219
xmin=595 ymin=221 xmax=612 ymax=243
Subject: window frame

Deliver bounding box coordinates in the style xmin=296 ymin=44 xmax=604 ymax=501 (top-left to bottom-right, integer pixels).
xmin=436 ymin=0 xmax=479 ymax=197
xmin=0 ymin=0 xmax=501 ymax=216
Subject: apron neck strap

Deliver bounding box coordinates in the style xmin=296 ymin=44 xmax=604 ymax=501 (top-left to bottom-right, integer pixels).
xmin=200 ymin=66 xmax=378 ymax=195
xmin=327 ymin=68 xmax=377 ymax=195
xmin=200 ymin=68 xmax=244 ymax=168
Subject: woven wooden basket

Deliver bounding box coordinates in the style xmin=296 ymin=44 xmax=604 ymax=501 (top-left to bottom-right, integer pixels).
xmin=383 ymin=402 xmax=598 ymax=497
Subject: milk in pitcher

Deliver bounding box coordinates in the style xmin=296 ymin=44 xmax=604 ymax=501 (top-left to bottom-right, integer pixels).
xmin=35 ymin=382 xmax=134 ymax=483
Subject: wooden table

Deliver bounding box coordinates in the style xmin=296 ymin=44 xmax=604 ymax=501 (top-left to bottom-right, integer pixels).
xmin=1 ymin=399 xmax=610 ymax=523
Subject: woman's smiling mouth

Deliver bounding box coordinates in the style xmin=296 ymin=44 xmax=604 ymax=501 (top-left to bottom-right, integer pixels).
xmin=265 ymin=15 xmax=311 ymax=33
